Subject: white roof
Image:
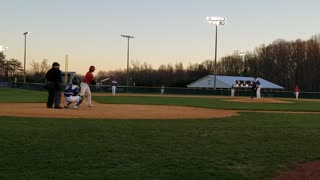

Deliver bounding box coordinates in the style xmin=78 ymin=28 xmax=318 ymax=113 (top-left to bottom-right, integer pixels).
xmin=187 ymin=75 xmax=284 ymax=89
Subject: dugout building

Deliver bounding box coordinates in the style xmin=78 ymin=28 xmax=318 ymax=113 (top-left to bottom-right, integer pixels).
xmin=187 ymin=75 xmax=284 ymax=89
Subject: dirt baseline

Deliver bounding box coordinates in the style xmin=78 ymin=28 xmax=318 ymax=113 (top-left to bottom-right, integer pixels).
xmin=0 ymin=103 xmax=238 ymax=119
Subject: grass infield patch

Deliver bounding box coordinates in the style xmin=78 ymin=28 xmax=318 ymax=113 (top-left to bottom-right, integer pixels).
xmin=0 ymin=88 xmax=47 ymax=103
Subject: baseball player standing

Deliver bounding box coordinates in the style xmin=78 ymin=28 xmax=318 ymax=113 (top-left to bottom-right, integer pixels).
xmin=64 ymin=84 xmax=83 ymax=109
xmin=79 ymin=66 xmax=96 ymax=107
xmin=294 ymin=84 xmax=300 ymax=99
xmin=230 ymin=84 xmax=235 ymax=97
xmin=161 ymin=85 xmax=165 ymax=94
xmin=256 ymin=79 xmax=261 ymax=98
xmin=111 ymin=78 xmax=117 ymax=95
xmin=250 ymin=77 xmax=258 ymax=98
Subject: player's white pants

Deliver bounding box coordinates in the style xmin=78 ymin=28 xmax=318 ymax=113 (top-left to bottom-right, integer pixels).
xmin=112 ymin=86 xmax=116 ymax=95
xmin=80 ymin=82 xmax=92 ymax=106
xmin=256 ymin=88 xmax=261 ymax=98
xmin=65 ymin=96 xmax=81 ymax=105
xmin=295 ymin=92 xmax=299 ymax=99
xmin=231 ymin=89 xmax=235 ymax=96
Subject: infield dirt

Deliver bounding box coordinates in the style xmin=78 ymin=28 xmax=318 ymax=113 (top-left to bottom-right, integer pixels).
xmin=0 ymin=95 xmax=314 ymax=119
xmin=0 ymin=102 xmax=238 ymax=119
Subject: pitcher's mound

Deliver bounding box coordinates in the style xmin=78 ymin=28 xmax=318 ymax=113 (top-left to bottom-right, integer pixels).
xmin=225 ymin=98 xmax=292 ymax=104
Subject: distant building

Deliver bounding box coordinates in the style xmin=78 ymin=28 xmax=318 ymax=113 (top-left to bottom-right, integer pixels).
xmin=187 ymin=75 xmax=284 ymax=89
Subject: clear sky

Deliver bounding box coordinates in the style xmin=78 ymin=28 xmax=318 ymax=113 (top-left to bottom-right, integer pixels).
xmin=1 ymin=0 xmax=319 ymax=74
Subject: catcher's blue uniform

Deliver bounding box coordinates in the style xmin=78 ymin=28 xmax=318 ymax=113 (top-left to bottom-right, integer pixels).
xmin=64 ymin=85 xmax=83 ymax=109
xmin=64 ymin=85 xmax=79 ymax=97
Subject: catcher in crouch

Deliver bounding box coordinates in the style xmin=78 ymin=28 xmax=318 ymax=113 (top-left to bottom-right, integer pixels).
xmin=64 ymin=84 xmax=83 ymax=109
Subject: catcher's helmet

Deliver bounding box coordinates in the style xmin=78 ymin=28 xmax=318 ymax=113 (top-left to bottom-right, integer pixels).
xmin=89 ymin=65 xmax=95 ymax=72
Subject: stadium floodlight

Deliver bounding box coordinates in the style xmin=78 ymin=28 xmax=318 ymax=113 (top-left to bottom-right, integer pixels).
xmin=206 ymin=16 xmax=227 ymax=25
xmin=121 ymin=34 xmax=134 ymax=88
xmin=23 ymin=32 xmax=30 ymax=83
xmin=121 ymin=35 xmax=134 ymax=39
xmin=0 ymin=45 xmax=8 ymax=52
xmin=206 ymin=16 xmax=227 ymax=90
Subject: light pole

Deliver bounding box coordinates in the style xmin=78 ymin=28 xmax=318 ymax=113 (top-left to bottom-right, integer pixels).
xmin=239 ymin=51 xmax=246 ymax=61
xmin=121 ymin=34 xmax=134 ymax=88
xmin=207 ymin=16 xmax=226 ymax=89
xmin=23 ymin=32 xmax=30 ymax=83
xmin=239 ymin=51 xmax=247 ymax=76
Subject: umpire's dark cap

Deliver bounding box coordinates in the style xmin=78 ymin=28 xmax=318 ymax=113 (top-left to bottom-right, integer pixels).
xmin=52 ymin=62 xmax=60 ymax=67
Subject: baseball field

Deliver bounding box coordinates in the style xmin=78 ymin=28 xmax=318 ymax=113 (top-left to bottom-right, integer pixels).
xmin=1 ymin=88 xmax=320 ymax=179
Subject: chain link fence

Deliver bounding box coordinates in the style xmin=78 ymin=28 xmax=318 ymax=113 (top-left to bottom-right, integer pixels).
xmin=2 ymin=81 xmax=319 ymax=99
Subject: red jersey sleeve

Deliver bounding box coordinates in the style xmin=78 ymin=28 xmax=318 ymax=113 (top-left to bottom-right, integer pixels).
xmin=82 ymin=72 xmax=94 ymax=83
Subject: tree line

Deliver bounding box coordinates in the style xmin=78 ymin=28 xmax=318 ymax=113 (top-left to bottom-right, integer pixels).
xmin=96 ymin=34 xmax=320 ymax=91
xmin=1 ymin=34 xmax=320 ymax=91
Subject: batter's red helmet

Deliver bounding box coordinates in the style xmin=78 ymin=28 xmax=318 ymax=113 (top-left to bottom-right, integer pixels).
xmin=89 ymin=65 xmax=95 ymax=72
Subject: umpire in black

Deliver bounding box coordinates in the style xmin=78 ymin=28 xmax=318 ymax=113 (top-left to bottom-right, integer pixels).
xmin=45 ymin=62 xmax=62 ymax=109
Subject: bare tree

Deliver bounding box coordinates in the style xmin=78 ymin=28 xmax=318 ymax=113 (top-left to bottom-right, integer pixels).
xmin=28 ymin=59 xmax=51 ymax=83
xmin=219 ymin=54 xmax=244 ymax=76
xmin=29 ymin=59 xmax=51 ymax=74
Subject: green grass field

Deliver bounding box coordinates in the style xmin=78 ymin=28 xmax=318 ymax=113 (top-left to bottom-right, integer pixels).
xmin=1 ymin=88 xmax=320 ymax=179
xmin=0 ymin=88 xmax=47 ymax=102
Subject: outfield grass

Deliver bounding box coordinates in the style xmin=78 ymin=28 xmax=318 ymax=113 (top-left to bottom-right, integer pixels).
xmin=0 ymin=88 xmax=47 ymax=103
xmin=1 ymin=114 xmax=320 ymax=179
